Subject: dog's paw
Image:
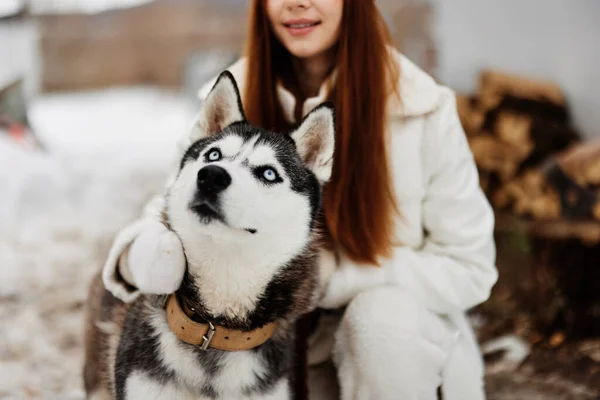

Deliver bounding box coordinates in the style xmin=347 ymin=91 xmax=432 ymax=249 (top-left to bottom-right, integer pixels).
xmin=128 ymin=221 xmax=186 ymax=294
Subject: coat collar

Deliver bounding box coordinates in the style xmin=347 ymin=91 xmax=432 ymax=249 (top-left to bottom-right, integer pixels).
xmin=198 ymin=49 xmax=441 ymax=121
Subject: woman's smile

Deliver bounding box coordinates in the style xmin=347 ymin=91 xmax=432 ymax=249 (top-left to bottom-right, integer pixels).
xmin=283 ymin=18 xmax=321 ymax=36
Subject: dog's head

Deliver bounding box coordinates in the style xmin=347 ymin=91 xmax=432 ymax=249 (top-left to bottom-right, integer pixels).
xmin=165 ymin=72 xmax=334 ymax=321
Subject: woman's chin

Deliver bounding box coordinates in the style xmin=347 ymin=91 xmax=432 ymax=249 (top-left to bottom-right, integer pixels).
xmin=285 ymin=43 xmax=327 ymax=60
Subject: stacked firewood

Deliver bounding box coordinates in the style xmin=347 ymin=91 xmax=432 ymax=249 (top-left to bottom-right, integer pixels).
xmin=460 ymin=71 xmax=600 ymax=341
xmin=457 ymin=70 xmax=588 ymax=220
xmin=553 ymin=140 xmax=600 ymax=221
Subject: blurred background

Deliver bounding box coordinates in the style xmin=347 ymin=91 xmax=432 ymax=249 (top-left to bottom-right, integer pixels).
xmin=0 ymin=1 xmax=599 ymax=399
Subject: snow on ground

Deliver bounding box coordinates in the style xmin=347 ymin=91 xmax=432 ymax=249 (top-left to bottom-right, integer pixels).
xmin=0 ymin=87 xmax=196 ymax=398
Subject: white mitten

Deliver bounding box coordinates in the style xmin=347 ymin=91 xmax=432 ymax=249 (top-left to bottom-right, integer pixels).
xmin=121 ymin=221 xmax=186 ymax=294
xmin=318 ymin=253 xmax=387 ymax=309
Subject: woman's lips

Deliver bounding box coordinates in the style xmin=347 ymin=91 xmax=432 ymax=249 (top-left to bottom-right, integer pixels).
xmin=283 ymin=19 xmax=321 ymax=37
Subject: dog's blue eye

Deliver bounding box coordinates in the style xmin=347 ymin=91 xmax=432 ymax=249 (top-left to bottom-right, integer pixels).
xmin=207 ymin=149 xmax=221 ymax=162
xmin=254 ymin=166 xmax=281 ymax=184
xmin=263 ymin=168 xmax=277 ymax=181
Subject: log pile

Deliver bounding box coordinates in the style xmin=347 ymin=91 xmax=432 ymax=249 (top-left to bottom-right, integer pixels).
xmin=459 ymin=70 xmax=600 ymax=341
xmin=456 ymin=70 xmax=595 ymax=221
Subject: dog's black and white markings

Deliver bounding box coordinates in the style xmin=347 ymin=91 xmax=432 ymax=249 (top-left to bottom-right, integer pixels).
xmin=179 ymin=123 xmax=322 ymax=231
xmin=84 ymin=71 xmax=335 ymax=400
xmin=114 ymin=299 xmax=296 ymax=399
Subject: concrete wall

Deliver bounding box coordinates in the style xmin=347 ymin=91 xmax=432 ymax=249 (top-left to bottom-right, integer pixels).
xmin=432 ymin=0 xmax=600 ymax=138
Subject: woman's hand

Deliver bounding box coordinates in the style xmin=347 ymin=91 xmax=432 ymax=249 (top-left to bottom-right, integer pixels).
xmin=318 ymin=253 xmax=387 ymax=309
xmin=121 ymin=221 xmax=186 ymax=295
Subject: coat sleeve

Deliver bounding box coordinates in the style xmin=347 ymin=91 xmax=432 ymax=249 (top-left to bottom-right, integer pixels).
xmin=319 ymin=88 xmax=498 ymax=315
xmin=386 ymin=88 xmax=498 ymax=314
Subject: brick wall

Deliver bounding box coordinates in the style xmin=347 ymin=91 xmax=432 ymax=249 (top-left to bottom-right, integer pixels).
xmin=38 ymin=0 xmax=248 ymax=91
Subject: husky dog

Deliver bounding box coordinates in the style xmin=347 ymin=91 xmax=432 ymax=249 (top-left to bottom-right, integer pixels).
xmin=83 ymin=71 xmax=335 ymax=400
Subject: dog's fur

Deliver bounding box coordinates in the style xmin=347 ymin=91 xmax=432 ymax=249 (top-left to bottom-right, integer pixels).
xmin=83 ymin=72 xmax=335 ymax=400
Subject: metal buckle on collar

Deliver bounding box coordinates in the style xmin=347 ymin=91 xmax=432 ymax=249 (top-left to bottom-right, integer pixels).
xmin=200 ymin=321 xmax=216 ymax=350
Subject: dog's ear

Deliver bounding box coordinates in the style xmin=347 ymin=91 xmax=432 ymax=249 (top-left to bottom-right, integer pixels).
xmin=190 ymin=71 xmax=245 ymax=141
xmin=290 ymin=103 xmax=335 ymax=182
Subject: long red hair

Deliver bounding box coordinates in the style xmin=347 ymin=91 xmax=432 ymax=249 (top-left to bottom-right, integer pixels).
xmin=244 ymin=0 xmax=400 ymax=265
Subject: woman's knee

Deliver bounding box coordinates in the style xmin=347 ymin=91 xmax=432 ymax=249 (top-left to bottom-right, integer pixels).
xmin=333 ymin=287 xmax=449 ymax=399
xmin=337 ymin=286 xmax=456 ymax=356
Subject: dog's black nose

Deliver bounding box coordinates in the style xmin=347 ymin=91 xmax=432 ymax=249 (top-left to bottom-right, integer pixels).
xmin=197 ymin=165 xmax=231 ymax=193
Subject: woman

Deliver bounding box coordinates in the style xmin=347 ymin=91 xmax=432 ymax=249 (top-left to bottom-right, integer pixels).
xmin=103 ymin=0 xmax=497 ymax=399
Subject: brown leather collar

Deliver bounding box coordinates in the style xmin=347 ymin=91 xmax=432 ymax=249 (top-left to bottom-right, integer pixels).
xmin=165 ymin=294 xmax=277 ymax=351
